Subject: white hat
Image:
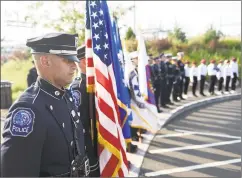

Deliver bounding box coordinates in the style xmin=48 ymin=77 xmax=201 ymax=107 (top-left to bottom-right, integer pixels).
xmin=172 ymin=56 xmax=178 ymax=60
xmin=129 ymin=51 xmax=138 ymax=59
xmin=164 ymin=53 xmax=172 ymax=58
xmin=177 ymin=52 xmax=184 ymax=56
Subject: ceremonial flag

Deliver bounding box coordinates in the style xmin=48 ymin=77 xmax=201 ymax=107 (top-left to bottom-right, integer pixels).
xmin=137 ymin=34 xmax=156 ymax=105
xmin=85 ymin=0 xmax=129 ymax=176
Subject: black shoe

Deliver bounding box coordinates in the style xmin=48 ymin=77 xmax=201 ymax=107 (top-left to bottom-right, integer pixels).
xmin=167 ymin=102 xmax=174 ymax=105
xmin=202 ymin=94 xmax=206 ymax=96
xmin=127 ymin=143 xmax=138 ymax=153
xmin=180 ymin=97 xmax=186 ymax=100
xmin=132 ymin=136 xmax=139 ymax=141
xmin=157 ymin=108 xmax=163 ymax=113
xmin=193 ymin=94 xmax=198 ymax=97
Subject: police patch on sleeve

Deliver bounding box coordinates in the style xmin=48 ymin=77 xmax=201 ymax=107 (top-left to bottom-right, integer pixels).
xmin=10 ymin=108 xmax=35 ymax=137
xmin=71 ymin=90 xmax=81 ymax=108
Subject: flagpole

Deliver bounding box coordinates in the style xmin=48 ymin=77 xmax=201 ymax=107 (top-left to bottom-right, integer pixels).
xmin=134 ymin=0 xmax=136 ymax=34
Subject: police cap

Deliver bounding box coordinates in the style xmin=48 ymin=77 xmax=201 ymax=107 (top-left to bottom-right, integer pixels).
xmin=26 ymin=33 xmax=79 ymax=62
xmin=77 ymin=45 xmax=85 ymax=60
xmin=164 ymin=53 xmax=172 ymax=58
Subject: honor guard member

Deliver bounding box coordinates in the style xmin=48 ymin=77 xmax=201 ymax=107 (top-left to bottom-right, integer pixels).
xmin=164 ymin=53 xmax=175 ymax=105
xmin=190 ymin=61 xmax=198 ymax=97
xmin=1 ymin=33 xmax=90 ymax=177
xmin=230 ymin=57 xmax=239 ymax=93
xmin=198 ymin=59 xmax=207 ymax=96
xmin=159 ymin=53 xmax=169 ymax=108
xmin=69 ymin=45 xmax=100 ymax=176
xmin=207 ymin=59 xmax=218 ymax=95
xmin=184 ymin=61 xmax=191 ymax=98
xmin=27 ymin=61 xmax=38 ymax=87
xmin=177 ymin=52 xmax=186 ymax=100
xmin=216 ymin=60 xmax=224 ymax=95
xmin=223 ymin=60 xmax=232 ymax=94
xmin=171 ymin=56 xmax=181 ymax=102
xmin=151 ymin=57 xmax=162 ymax=113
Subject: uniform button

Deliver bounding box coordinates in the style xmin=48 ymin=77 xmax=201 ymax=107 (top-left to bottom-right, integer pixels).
xmin=62 ymin=123 xmax=65 ymax=128
xmin=76 ymin=119 xmax=79 ymax=123
xmin=77 ymin=112 xmax=80 ymax=117
xmin=71 ymin=110 xmax=76 ymax=117
xmin=69 ymin=97 xmax=73 ymax=102
xmin=83 ymin=129 xmax=85 ymax=133
xmin=85 ymin=146 xmax=87 ymax=150
xmin=55 ymin=91 xmax=60 ymax=96
xmin=70 ymin=141 xmax=73 ymax=147
xmin=72 ymin=167 xmax=76 ymax=171
xmin=50 ymin=105 xmax=53 ymax=110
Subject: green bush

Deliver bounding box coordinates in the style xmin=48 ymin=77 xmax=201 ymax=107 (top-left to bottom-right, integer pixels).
xmin=1 ymin=59 xmax=33 ymax=101
xmin=218 ymin=38 xmax=241 ymax=50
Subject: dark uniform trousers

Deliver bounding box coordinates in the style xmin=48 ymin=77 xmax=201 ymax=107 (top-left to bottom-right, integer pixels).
xmin=184 ymin=77 xmax=190 ymax=95
xmin=225 ymin=76 xmax=231 ymax=91
xmin=160 ymin=78 xmax=167 ymax=106
xmin=231 ymin=73 xmax=238 ymax=90
xmin=160 ymin=61 xmax=168 ymax=106
xmin=218 ymin=77 xmax=224 ymax=91
xmin=209 ymin=75 xmax=217 ymax=94
xmin=200 ymin=75 xmax=206 ymax=94
xmin=166 ymin=77 xmax=173 ymax=103
xmin=172 ymin=67 xmax=181 ymax=101
xmin=70 ymin=73 xmax=100 ymax=177
xmin=192 ymin=76 xmax=198 ymax=95
xmin=177 ymin=60 xmax=185 ymax=98
xmin=151 ymin=64 xmax=162 ymax=110
xmin=1 ymin=77 xmax=88 ymax=177
xmin=27 ymin=67 xmax=38 ymax=87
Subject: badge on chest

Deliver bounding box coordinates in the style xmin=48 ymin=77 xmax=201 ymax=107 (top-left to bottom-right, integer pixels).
xmin=71 ymin=90 xmax=82 ymax=108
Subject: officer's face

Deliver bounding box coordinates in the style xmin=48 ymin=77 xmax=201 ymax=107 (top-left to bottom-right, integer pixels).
xmin=78 ymin=58 xmax=86 ymax=74
xmin=50 ymin=55 xmax=77 ymax=86
xmin=132 ymin=57 xmax=139 ymax=67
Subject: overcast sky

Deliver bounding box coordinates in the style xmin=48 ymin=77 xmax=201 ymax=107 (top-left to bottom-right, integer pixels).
xmin=1 ymin=1 xmax=241 ymax=45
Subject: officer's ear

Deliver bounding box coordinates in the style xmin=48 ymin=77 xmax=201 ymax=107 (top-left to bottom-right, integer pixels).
xmin=39 ymin=55 xmax=51 ymax=67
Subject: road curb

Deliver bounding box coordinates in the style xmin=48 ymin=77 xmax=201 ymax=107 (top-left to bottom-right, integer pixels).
xmin=129 ymin=93 xmax=241 ymax=177
xmin=163 ymin=93 xmax=241 ymax=128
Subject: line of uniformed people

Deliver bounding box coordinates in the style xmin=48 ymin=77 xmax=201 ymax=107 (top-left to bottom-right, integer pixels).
xmin=149 ymin=53 xmax=239 ymax=113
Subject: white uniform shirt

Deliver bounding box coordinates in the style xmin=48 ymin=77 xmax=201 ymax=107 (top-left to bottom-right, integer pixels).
xmin=216 ymin=63 xmax=224 ymax=79
xmin=223 ymin=64 xmax=232 ymax=78
xmin=229 ymin=61 xmax=239 ymax=77
xmin=184 ymin=64 xmax=190 ymax=77
xmin=190 ymin=66 xmax=198 ymax=82
xmin=197 ymin=63 xmax=207 ymax=80
xmin=207 ymin=63 xmax=217 ymax=76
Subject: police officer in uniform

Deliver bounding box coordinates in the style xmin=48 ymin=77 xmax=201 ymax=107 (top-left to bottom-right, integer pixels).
xmin=69 ymin=45 xmax=100 ymax=176
xmin=159 ymin=54 xmax=169 ymax=108
xmin=1 ymin=33 xmax=90 ymax=177
xmin=151 ymin=57 xmax=162 ymax=113
xmin=177 ymin=52 xmax=186 ymax=100
xmin=172 ymin=56 xmax=181 ymax=102
xmin=27 ymin=61 xmax=38 ymax=87
xmin=165 ymin=54 xmax=174 ymax=105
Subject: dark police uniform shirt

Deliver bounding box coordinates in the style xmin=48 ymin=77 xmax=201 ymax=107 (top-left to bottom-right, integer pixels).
xmin=174 ymin=65 xmax=181 ymax=84
xmin=27 ymin=67 xmax=38 ymax=87
xmin=160 ymin=61 xmax=167 ymax=79
xmin=177 ymin=60 xmax=185 ymax=77
xmin=1 ymin=77 xmax=86 ymax=177
xmin=166 ymin=61 xmax=175 ymax=80
xmin=152 ymin=64 xmax=161 ymax=85
xmin=69 ymin=73 xmax=99 ymax=176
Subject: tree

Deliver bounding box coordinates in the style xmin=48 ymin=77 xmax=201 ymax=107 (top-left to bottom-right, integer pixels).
xmin=168 ymin=26 xmax=187 ymax=43
xmin=25 ymin=1 xmax=134 ymax=45
xmin=203 ymin=26 xmax=224 ymax=51
xmin=125 ymin=27 xmax=136 ymax=40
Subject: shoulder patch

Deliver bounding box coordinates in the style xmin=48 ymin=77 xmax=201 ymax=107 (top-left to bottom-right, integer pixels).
xmin=71 ymin=89 xmax=81 ymax=108
xmin=10 ymin=107 xmax=35 ymax=137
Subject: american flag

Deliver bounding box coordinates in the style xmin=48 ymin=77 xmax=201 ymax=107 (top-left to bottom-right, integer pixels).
xmin=85 ymin=0 xmax=129 ymax=177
